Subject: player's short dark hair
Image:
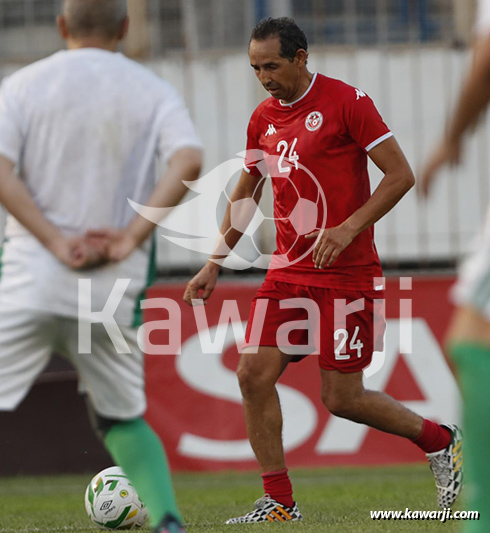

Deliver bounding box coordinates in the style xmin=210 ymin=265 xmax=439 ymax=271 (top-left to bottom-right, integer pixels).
xmin=62 ymin=0 xmax=128 ymax=40
xmin=250 ymin=17 xmax=308 ymax=62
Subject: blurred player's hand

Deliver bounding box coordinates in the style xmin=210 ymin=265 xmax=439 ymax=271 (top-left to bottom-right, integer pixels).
xmin=418 ymin=139 xmax=462 ymax=197
xmin=184 ymin=261 xmax=220 ymax=305
xmin=49 ymin=235 xmax=108 ymax=270
xmin=305 ymin=224 xmax=356 ymax=269
xmin=85 ymin=228 xmax=139 ymax=263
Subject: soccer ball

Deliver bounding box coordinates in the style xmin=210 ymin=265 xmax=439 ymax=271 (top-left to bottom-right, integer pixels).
xmin=84 ymin=466 xmax=149 ymax=530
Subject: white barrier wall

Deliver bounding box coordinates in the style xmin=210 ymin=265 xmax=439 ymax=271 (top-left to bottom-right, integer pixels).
xmin=0 ymin=46 xmax=485 ymax=268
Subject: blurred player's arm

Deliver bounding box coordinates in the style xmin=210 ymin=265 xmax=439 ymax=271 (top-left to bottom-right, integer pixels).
xmin=420 ymin=33 xmax=490 ymax=195
xmin=306 ymin=136 xmax=414 ymax=268
xmin=0 ymin=155 xmax=100 ymax=269
xmin=446 ymin=35 xmax=490 ymax=145
xmin=183 ymin=170 xmax=264 ymax=305
xmin=89 ymin=147 xmax=202 ymax=262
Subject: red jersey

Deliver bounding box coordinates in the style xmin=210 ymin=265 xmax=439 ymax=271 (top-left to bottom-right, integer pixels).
xmin=243 ymin=73 xmax=391 ymax=290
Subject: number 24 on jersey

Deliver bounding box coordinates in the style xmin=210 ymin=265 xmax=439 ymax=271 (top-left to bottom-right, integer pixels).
xmin=277 ymin=138 xmax=300 ymax=173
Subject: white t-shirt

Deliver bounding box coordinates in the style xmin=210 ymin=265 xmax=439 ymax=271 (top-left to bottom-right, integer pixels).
xmin=0 ymin=48 xmax=202 ymax=325
xmin=475 ymin=0 xmax=490 ymax=36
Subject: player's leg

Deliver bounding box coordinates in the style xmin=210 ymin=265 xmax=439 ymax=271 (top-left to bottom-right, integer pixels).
xmin=318 ymin=286 xmax=461 ymax=508
xmin=321 ymin=370 xmax=456 ymax=454
xmin=321 ymin=368 xmax=462 ymax=506
xmin=0 ymin=305 xmax=56 ymax=413
xmin=238 ymin=346 xmax=291 ymax=473
xmin=225 ymin=346 xmax=302 ymax=524
xmin=239 ymin=346 xmax=294 ymax=508
xmin=321 ymin=368 xmax=424 ymax=436
xmin=104 ymin=418 xmax=183 ymax=533
xmin=63 ymin=319 xmax=183 ymax=532
xmin=447 ymin=306 xmax=490 ymax=533
xmin=226 ymin=281 xmax=306 ymax=524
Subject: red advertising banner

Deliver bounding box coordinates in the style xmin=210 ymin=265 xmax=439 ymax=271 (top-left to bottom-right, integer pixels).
xmin=144 ymin=276 xmax=461 ymax=471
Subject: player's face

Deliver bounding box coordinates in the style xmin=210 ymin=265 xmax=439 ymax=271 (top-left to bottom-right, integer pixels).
xmin=249 ymin=37 xmax=305 ymax=103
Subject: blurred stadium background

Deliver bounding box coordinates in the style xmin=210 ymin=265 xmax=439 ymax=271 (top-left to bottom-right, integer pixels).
xmin=0 ymin=0 xmax=483 ymax=271
xmin=0 ymin=0 xmax=477 ymax=479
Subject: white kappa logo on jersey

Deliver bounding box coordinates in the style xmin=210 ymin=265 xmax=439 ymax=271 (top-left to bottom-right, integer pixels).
xmin=355 ymin=88 xmax=367 ymax=100
xmin=305 ymin=111 xmax=323 ymax=132
xmin=265 ymin=123 xmax=277 ymax=136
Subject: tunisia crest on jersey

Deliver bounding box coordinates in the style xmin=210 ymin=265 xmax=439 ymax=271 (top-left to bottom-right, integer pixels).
xmin=305 ymin=111 xmax=323 ymax=132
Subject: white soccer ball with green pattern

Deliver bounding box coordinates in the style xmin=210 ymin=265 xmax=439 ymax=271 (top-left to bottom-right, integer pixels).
xmin=85 ymin=466 xmax=149 ymax=529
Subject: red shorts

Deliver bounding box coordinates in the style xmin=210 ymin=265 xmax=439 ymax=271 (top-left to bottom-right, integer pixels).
xmin=244 ymin=280 xmax=386 ymax=373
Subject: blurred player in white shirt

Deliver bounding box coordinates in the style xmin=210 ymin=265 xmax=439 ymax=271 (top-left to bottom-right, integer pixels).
xmin=0 ymin=1 xmax=202 ymax=532
xmin=421 ymin=1 xmax=490 ymax=529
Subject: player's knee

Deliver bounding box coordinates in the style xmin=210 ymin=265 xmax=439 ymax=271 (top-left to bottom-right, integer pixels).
xmin=322 ymin=390 xmax=359 ymax=419
xmin=237 ymin=364 xmax=261 ymax=396
xmin=237 ymin=362 xmax=275 ymax=397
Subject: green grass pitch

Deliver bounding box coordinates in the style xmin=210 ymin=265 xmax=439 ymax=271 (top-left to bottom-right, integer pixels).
xmin=0 ymin=464 xmax=465 ymax=532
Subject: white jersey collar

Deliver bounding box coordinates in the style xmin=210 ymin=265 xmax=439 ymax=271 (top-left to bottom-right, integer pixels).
xmin=279 ymin=72 xmax=318 ymax=108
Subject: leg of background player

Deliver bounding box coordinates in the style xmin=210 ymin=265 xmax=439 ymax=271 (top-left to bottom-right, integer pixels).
xmin=448 ymin=306 xmax=490 ymax=533
xmin=104 ymin=418 xmax=182 ymax=528
xmin=237 ymin=347 xmax=294 ymax=506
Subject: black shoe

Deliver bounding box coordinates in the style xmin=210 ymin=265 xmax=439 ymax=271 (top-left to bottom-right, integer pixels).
xmin=152 ymin=513 xmax=187 ymax=533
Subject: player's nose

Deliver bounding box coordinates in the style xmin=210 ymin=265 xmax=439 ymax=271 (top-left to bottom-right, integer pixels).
xmin=257 ymin=70 xmax=270 ymax=85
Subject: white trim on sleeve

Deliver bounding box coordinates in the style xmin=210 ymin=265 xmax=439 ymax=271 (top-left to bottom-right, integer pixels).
xmin=365 ymin=131 xmax=393 ymax=152
xmin=243 ymin=162 xmax=252 ymax=174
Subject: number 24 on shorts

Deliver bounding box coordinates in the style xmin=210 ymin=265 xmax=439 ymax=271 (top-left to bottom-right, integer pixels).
xmin=334 ymin=326 xmax=364 ymax=360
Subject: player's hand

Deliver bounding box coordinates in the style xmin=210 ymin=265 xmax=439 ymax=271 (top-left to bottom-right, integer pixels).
xmin=305 ymin=224 xmax=356 ymax=269
xmin=49 ymin=235 xmax=108 ymax=270
xmin=184 ymin=261 xmax=220 ymax=306
xmin=418 ymin=139 xmax=462 ymax=197
xmin=85 ymin=228 xmax=139 ymax=263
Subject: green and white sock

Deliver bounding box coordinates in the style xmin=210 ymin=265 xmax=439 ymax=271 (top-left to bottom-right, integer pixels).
xmin=104 ymin=418 xmax=181 ymax=527
xmin=450 ymin=342 xmax=490 ymax=533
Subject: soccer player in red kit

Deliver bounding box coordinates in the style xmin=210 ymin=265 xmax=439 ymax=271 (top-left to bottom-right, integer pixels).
xmin=184 ymin=17 xmax=463 ymax=523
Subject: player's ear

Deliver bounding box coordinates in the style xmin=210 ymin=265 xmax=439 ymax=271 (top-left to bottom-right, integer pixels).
xmin=56 ymin=15 xmax=70 ymax=40
xmin=118 ymin=17 xmax=130 ymax=41
xmin=295 ymin=49 xmax=308 ymax=68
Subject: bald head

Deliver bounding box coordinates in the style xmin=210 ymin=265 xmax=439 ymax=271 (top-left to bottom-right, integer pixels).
xmin=61 ymin=0 xmax=128 ymax=40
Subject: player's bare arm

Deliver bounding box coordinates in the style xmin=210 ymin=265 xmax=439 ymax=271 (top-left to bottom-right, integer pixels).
xmin=87 ymin=147 xmax=202 ymax=262
xmin=0 ymin=155 xmax=104 ymax=269
xmin=183 ymin=170 xmax=264 ymax=305
xmin=420 ymin=33 xmax=490 ymax=196
xmin=306 ymin=136 xmax=414 ymax=268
